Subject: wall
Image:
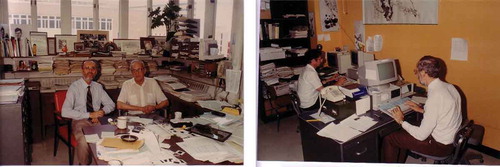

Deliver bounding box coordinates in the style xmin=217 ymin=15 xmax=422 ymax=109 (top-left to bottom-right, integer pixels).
xmin=312 ymin=0 xmax=500 ymax=150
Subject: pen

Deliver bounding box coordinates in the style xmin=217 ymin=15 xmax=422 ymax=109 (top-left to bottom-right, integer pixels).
xmin=306 ymin=119 xmax=321 ymax=122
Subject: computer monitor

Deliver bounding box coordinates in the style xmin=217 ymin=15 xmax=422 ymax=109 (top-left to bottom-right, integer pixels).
xmin=358 ymin=58 xmax=398 ymax=89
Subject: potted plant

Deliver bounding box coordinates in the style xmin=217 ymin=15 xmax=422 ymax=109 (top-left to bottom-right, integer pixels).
xmin=148 ymin=0 xmax=181 ymax=41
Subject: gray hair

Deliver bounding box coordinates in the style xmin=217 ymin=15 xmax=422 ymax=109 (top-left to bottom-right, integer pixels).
xmin=81 ymin=60 xmax=99 ymax=69
xmin=129 ymin=60 xmax=145 ymax=69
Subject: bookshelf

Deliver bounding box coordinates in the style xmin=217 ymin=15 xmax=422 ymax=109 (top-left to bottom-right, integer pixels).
xmin=259 ymin=0 xmax=311 ymax=123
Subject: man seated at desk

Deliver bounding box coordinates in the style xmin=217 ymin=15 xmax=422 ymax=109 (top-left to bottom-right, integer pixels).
xmin=383 ymin=55 xmax=462 ymax=163
xmin=62 ymin=60 xmax=115 ymax=165
xmin=297 ymin=49 xmax=346 ymax=111
xmin=117 ymin=60 xmax=169 ymax=116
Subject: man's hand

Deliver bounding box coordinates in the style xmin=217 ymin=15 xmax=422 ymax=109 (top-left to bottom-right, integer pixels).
xmin=91 ymin=118 xmax=99 ymax=124
xmin=405 ymin=101 xmax=424 ymax=113
xmin=391 ymin=106 xmax=404 ymax=124
xmin=334 ymin=77 xmax=347 ymax=86
xmin=89 ymin=110 xmax=104 ymax=119
xmin=141 ymin=105 xmax=156 ymax=114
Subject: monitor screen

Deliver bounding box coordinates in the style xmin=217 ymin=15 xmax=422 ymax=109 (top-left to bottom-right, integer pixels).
xmin=377 ymin=61 xmax=396 ymax=80
xmin=351 ymin=51 xmax=358 ymax=66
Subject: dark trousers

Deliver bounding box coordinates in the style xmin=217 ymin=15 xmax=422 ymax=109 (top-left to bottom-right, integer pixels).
xmin=382 ymin=130 xmax=454 ymax=163
xmin=301 ymin=99 xmax=320 ymax=111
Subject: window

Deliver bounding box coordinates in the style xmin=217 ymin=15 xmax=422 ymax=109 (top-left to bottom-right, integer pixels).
xmin=38 ymin=0 xmax=61 ymax=36
xmin=72 ymin=0 xmax=93 ymax=33
xmin=192 ymin=0 xmax=205 ymax=38
xmin=100 ymin=18 xmax=112 ymax=31
xmin=129 ymin=0 xmax=148 ymax=39
xmin=8 ymin=0 xmax=31 ymax=25
xmin=151 ymin=0 xmax=170 ymax=36
xmin=99 ymin=0 xmax=119 ymax=40
xmin=215 ymin=0 xmax=234 ymax=57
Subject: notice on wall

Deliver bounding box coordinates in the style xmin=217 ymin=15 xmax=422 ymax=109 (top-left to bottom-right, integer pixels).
xmin=451 ymin=38 xmax=468 ymax=61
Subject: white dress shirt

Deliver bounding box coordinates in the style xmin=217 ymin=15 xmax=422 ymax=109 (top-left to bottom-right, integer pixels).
xmin=117 ymin=77 xmax=168 ymax=114
xmin=297 ymin=64 xmax=322 ymax=108
xmin=62 ymin=78 xmax=115 ymax=120
xmin=402 ymin=78 xmax=462 ymax=145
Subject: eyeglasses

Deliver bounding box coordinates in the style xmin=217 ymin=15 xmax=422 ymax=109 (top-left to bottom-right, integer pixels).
xmin=131 ymin=68 xmax=145 ymax=73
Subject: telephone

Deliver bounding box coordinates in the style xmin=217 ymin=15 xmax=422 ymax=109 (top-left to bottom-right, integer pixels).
xmin=320 ymin=85 xmax=346 ymax=103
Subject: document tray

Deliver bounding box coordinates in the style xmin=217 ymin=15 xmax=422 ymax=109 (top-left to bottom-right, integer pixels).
xmin=189 ymin=124 xmax=232 ymax=142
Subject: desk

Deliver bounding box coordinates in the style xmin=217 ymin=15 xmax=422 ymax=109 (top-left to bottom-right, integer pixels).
xmin=82 ymin=115 xmax=243 ymax=165
xmin=299 ymin=100 xmax=420 ymax=162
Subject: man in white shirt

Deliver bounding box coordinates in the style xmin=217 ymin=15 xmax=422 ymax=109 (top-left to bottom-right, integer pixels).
xmin=117 ymin=60 xmax=169 ymax=116
xmin=297 ymin=49 xmax=346 ymax=111
xmin=383 ymin=55 xmax=462 ymax=163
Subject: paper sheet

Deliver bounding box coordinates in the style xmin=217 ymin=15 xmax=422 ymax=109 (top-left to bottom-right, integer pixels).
xmin=342 ymin=115 xmax=377 ymax=132
xmin=310 ymin=112 xmax=336 ymax=123
xmin=374 ymin=35 xmax=383 ymax=51
xmin=317 ymin=123 xmax=361 ymax=143
xmin=226 ymin=69 xmax=241 ymax=94
xmin=85 ymin=134 xmax=100 ymax=143
xmin=101 ymin=131 xmax=115 ymax=139
xmin=355 ymin=96 xmax=371 ymax=116
xmin=451 ymin=38 xmax=468 ymax=61
xmin=324 ymin=34 xmax=331 ymax=41
xmin=197 ymin=100 xmax=232 ymax=111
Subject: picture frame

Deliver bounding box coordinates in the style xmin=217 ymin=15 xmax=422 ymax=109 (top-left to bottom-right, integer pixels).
xmin=30 ymin=31 xmax=48 ymax=56
xmin=150 ymin=36 xmax=167 ymax=49
xmin=363 ymin=0 xmax=438 ymax=24
xmin=76 ymin=30 xmax=109 ymax=48
xmin=74 ymin=42 xmax=85 ymax=51
xmin=54 ymin=34 xmax=77 ymax=53
xmin=113 ymin=39 xmax=141 ymax=55
xmin=140 ymin=37 xmax=156 ymax=51
xmin=47 ymin=37 xmax=56 ymax=55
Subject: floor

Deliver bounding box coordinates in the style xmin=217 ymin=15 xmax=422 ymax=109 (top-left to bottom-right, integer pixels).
xmin=31 ymin=127 xmax=76 ymax=165
xmin=257 ymin=115 xmax=500 ymax=165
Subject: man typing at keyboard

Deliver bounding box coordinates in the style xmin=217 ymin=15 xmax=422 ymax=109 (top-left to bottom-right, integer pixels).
xmin=382 ymin=56 xmax=462 ymax=163
xmin=297 ymin=49 xmax=347 ymax=111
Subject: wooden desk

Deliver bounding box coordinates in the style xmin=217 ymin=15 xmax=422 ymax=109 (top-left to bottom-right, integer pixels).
xmin=83 ymin=124 xmax=241 ymax=165
xmin=299 ymin=100 xmax=420 ymax=162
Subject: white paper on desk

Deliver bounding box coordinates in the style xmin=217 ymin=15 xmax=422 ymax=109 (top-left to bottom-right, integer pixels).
xmin=310 ymin=112 xmax=336 ymax=123
xmin=226 ymin=69 xmax=241 ymax=94
xmin=342 ymin=115 xmax=377 ymax=132
xmin=101 ymin=131 xmax=115 ymax=139
xmin=141 ymin=131 xmax=161 ymax=154
xmin=177 ymin=136 xmax=242 ymax=163
xmin=317 ymin=123 xmax=361 ymax=143
xmin=128 ymin=117 xmax=153 ymax=125
xmin=451 ymin=38 xmax=468 ymax=61
xmin=85 ymin=134 xmax=100 ymax=143
xmin=197 ymin=100 xmax=232 ymax=111
xmin=411 ymin=96 xmax=427 ymax=104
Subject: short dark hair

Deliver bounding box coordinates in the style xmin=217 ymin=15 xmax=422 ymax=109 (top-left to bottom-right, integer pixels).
xmin=15 ymin=28 xmax=22 ymax=33
xmin=305 ymin=49 xmax=322 ymax=64
xmin=417 ymin=55 xmax=441 ymax=78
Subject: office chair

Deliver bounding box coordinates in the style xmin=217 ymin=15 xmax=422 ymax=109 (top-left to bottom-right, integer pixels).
xmin=263 ymin=82 xmax=292 ymax=132
xmin=53 ymin=90 xmax=77 ymax=165
xmin=290 ymin=91 xmax=303 ymax=133
xmin=464 ymin=123 xmax=485 ymax=164
xmin=410 ymin=120 xmax=474 ymax=164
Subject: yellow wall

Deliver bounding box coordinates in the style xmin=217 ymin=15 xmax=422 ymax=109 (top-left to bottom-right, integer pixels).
xmin=312 ymin=0 xmax=500 ymax=150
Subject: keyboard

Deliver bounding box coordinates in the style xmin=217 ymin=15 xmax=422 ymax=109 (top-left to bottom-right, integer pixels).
xmin=378 ymin=97 xmax=412 ymax=118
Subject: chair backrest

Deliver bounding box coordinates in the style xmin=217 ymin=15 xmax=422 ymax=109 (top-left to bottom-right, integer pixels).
xmin=54 ymin=90 xmax=68 ymax=115
xmin=450 ymin=120 xmax=474 ymax=164
xmin=290 ymin=91 xmax=302 ymax=115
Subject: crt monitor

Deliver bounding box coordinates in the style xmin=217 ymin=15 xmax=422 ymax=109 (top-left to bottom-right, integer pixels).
xmin=358 ymin=58 xmax=398 ymax=89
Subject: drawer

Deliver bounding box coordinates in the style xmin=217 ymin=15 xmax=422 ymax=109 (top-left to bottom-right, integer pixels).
xmin=343 ymin=133 xmax=378 ymax=162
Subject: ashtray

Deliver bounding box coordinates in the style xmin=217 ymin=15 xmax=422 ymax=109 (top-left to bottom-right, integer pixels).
xmin=121 ymin=135 xmax=138 ymax=142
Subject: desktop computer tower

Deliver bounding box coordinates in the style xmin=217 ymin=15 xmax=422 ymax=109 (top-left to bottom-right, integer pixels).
xmin=327 ymin=51 xmax=352 ymax=74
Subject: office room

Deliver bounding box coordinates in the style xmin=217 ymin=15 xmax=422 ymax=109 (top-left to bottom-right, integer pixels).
xmin=257 ymin=0 xmax=499 ymax=166
xmin=0 ymin=0 xmax=245 ymax=165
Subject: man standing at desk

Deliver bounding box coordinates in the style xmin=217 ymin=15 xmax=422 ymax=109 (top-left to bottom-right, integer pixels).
xmin=62 ymin=60 xmax=115 ymax=165
xmin=383 ymin=55 xmax=462 ymax=163
xmin=117 ymin=60 xmax=169 ymax=115
xmin=297 ymin=49 xmax=346 ymax=111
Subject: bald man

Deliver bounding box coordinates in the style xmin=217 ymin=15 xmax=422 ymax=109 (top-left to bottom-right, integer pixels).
xmin=117 ymin=60 xmax=169 ymax=115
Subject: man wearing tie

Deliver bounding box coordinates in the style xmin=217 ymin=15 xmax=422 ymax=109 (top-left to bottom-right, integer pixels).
xmin=62 ymin=60 xmax=115 ymax=165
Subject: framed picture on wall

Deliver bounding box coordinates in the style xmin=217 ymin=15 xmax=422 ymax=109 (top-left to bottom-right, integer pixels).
xmin=47 ymin=37 xmax=57 ymax=55
xmin=55 ymin=34 xmax=77 ymax=53
xmin=30 ymin=31 xmax=48 ymax=56
xmin=363 ymin=0 xmax=438 ymax=24
xmin=140 ymin=37 xmax=156 ymax=51
xmin=113 ymin=39 xmax=141 ymax=55
xmin=74 ymin=42 xmax=85 ymax=51
xmin=76 ymin=30 xmax=109 ymax=48
xmin=150 ymin=36 xmax=167 ymax=49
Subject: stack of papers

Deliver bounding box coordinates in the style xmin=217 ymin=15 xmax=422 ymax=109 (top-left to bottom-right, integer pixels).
xmin=114 ymin=60 xmax=129 ymax=75
xmin=260 ymin=47 xmax=286 ymax=61
xmin=316 ymin=114 xmax=377 ymax=143
xmin=101 ymin=59 xmax=116 ymax=75
xmin=38 ymin=61 xmax=53 ymax=72
xmin=179 ymin=90 xmax=212 ymax=102
xmin=154 ymin=75 xmax=179 ymax=83
xmin=276 ymin=66 xmax=294 ymax=79
xmin=69 ymin=60 xmax=83 ymax=74
xmin=177 ymin=136 xmax=243 ymax=163
xmin=165 ymin=82 xmax=187 ymax=90
xmin=197 ymin=100 xmax=232 ymax=111
xmin=144 ymin=60 xmax=158 ymax=72
xmin=292 ymin=66 xmax=305 ymax=75
xmin=0 ymin=79 xmax=24 ymax=104
xmin=53 ymin=60 xmax=70 ymax=75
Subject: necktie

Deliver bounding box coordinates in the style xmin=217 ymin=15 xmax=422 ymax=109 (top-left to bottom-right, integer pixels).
xmin=86 ymin=86 xmax=93 ymax=113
